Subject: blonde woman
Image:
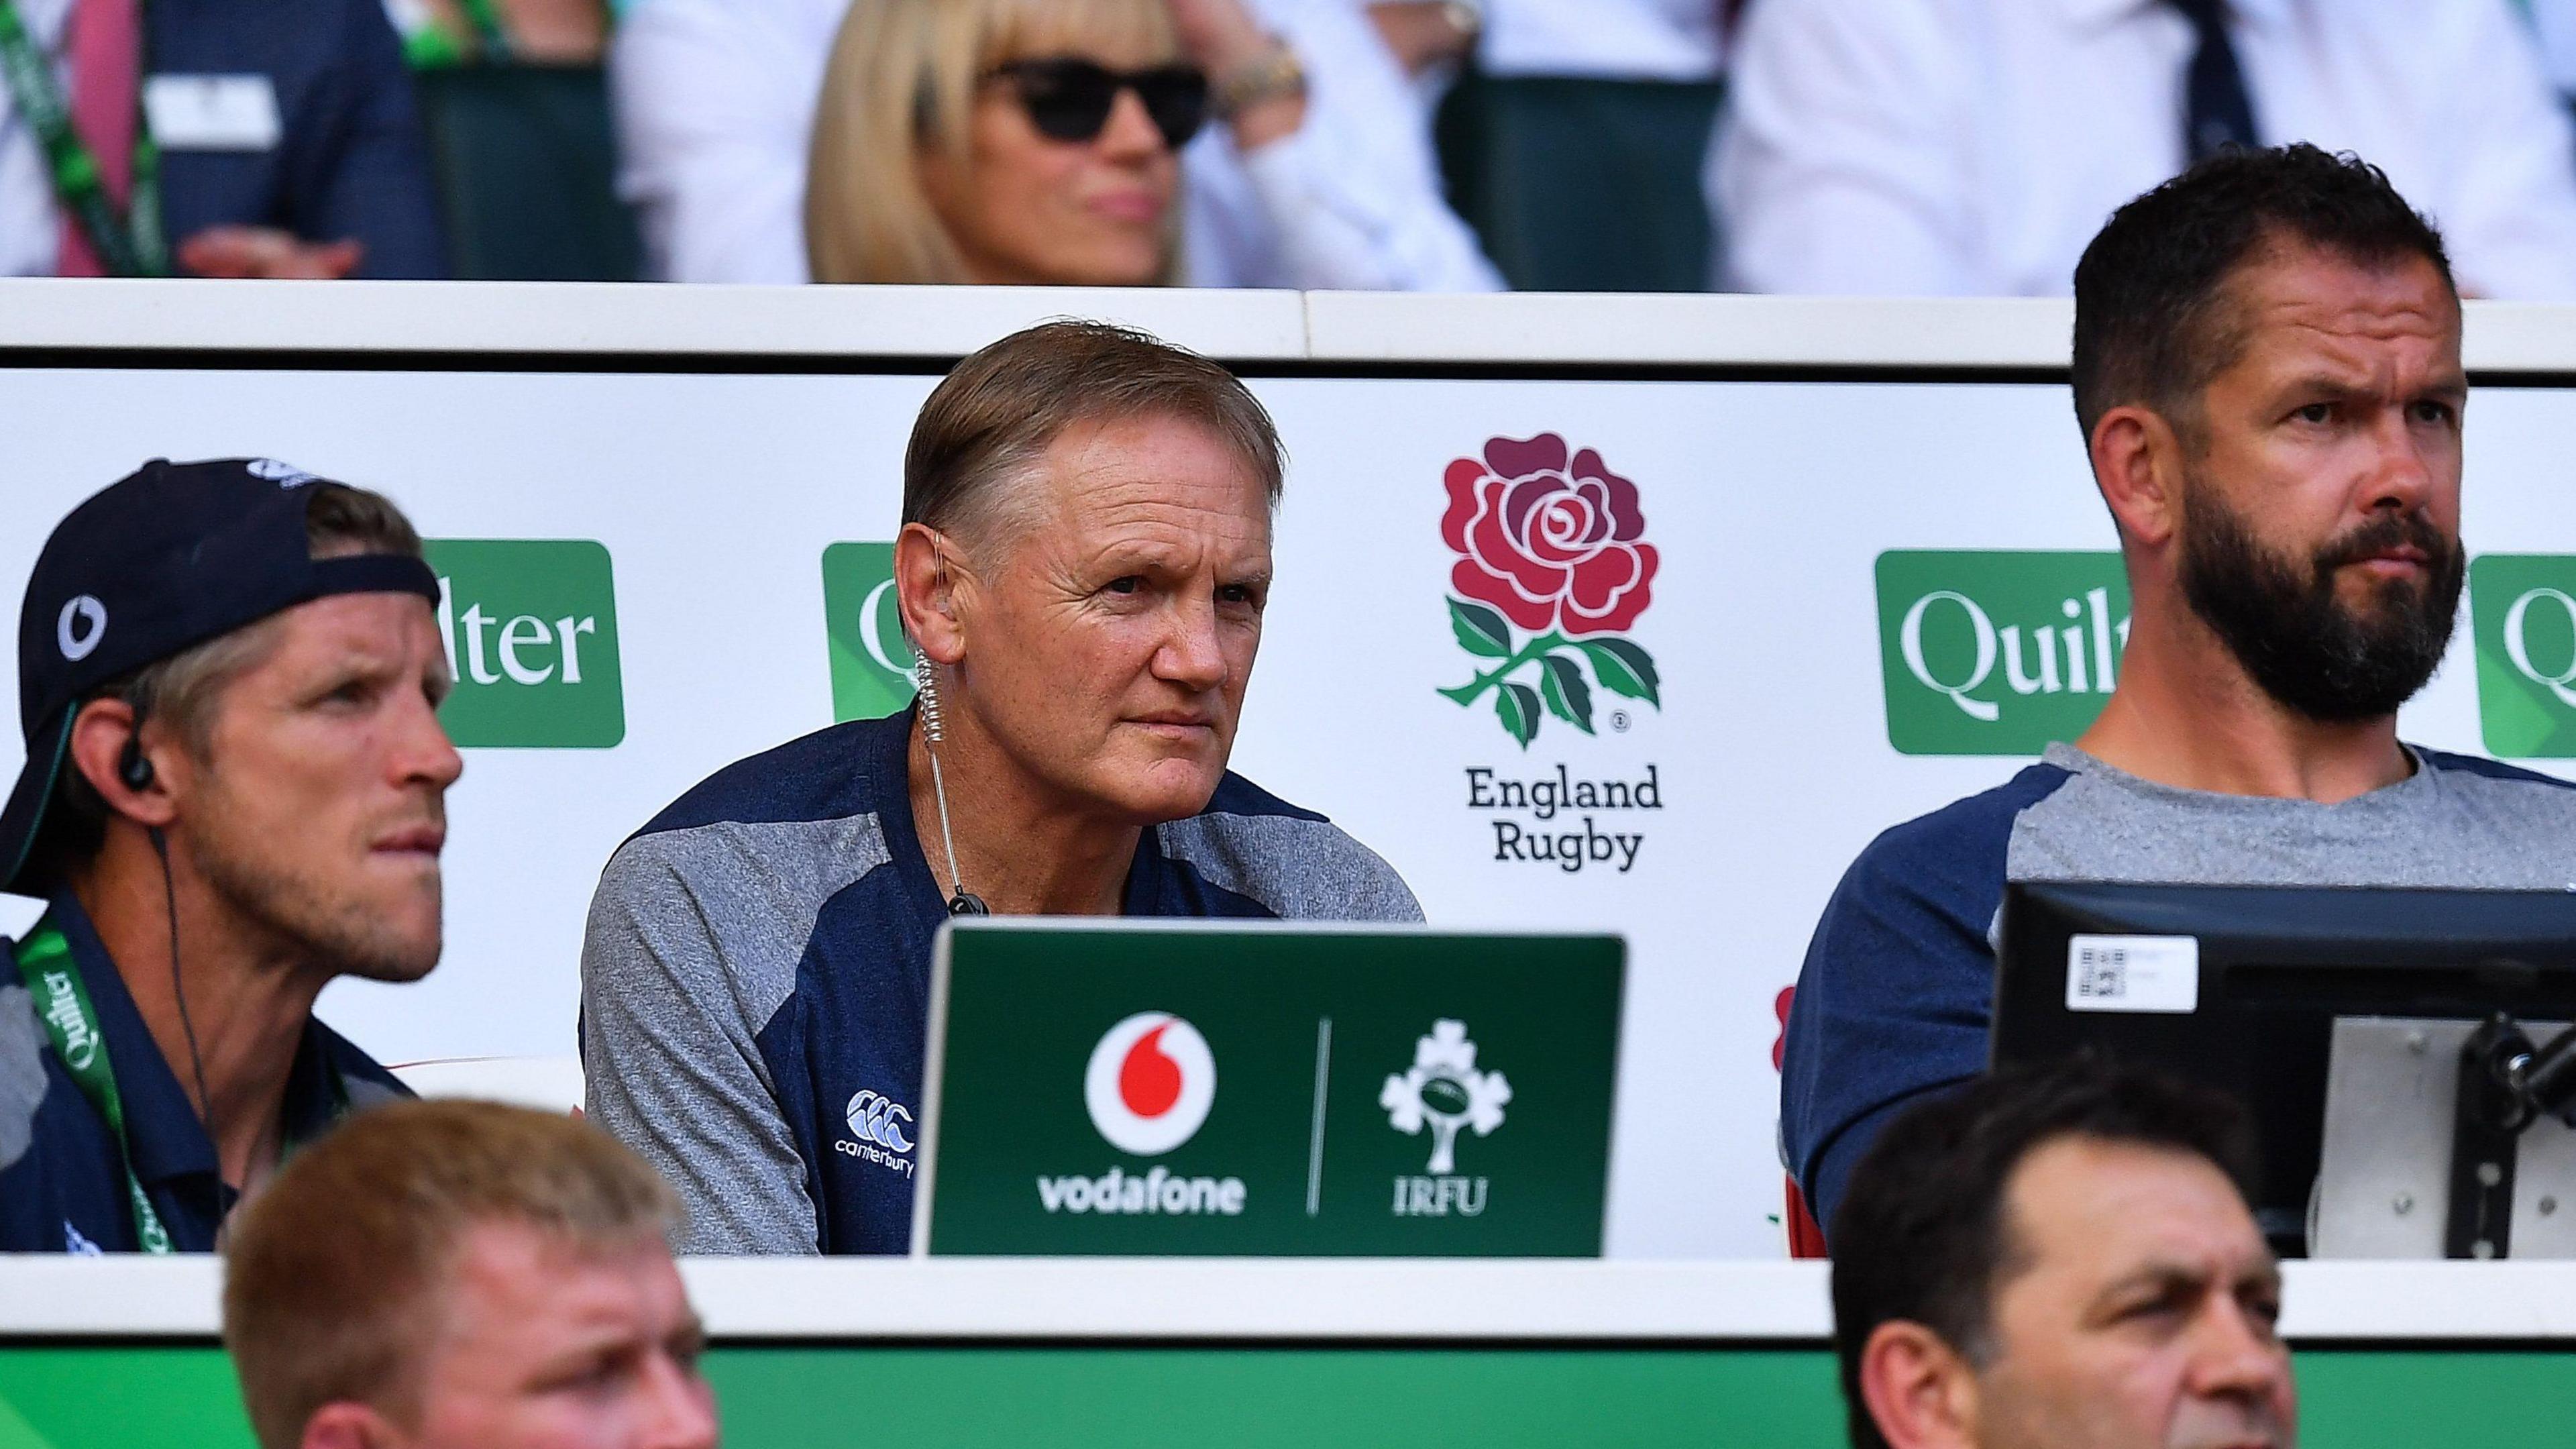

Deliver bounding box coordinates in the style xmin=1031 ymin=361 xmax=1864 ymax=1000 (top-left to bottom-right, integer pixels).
xmin=612 ymin=0 xmax=1499 ymax=288
xmin=807 ymin=0 xmax=1210 ymax=284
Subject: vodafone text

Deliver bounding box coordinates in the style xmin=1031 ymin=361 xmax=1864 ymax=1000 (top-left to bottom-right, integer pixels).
xmin=1037 ymin=1166 xmax=1247 ymax=1216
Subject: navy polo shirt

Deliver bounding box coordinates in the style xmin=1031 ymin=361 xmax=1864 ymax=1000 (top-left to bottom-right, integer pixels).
xmin=579 ymin=708 xmax=1424 ymax=1254
xmin=0 ymin=894 xmax=409 ymax=1253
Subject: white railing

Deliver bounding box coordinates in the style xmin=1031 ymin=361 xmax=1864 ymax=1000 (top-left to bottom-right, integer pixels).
xmin=6 ymin=1257 xmax=2575 ymax=1342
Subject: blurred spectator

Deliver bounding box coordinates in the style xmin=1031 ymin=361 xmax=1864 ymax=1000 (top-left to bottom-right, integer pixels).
xmin=614 ymin=0 xmax=1499 ymax=288
xmin=224 ymin=1099 xmax=718 ymax=1449
xmin=1714 ymin=0 xmax=2576 ymax=299
xmin=0 ymin=0 xmax=447 ymax=278
xmin=388 ymin=0 xmax=644 ymax=282
xmin=1436 ymin=0 xmax=1726 ymax=290
xmin=387 ymin=0 xmax=610 ymax=66
xmin=2526 ymin=0 xmax=2576 ymax=105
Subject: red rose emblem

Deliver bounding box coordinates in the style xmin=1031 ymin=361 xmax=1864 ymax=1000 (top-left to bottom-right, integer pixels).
xmin=1441 ymin=433 xmax=1659 ymax=637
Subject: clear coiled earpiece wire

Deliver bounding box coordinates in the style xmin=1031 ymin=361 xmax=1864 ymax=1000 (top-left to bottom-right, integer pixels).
xmin=913 ymin=649 xmax=987 ymax=916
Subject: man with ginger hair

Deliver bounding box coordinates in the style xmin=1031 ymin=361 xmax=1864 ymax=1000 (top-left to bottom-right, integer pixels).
xmin=221 ymin=1099 xmax=718 ymax=1449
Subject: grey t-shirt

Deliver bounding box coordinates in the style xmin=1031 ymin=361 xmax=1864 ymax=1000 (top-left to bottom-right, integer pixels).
xmin=1782 ymin=741 xmax=2576 ymax=1230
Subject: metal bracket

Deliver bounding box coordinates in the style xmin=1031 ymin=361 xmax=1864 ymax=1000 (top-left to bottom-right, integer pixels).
xmin=2447 ymin=1018 xmax=2528 ymax=1258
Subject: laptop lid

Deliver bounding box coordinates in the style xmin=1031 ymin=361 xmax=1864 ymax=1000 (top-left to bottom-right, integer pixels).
xmin=912 ymin=919 xmax=1625 ymax=1257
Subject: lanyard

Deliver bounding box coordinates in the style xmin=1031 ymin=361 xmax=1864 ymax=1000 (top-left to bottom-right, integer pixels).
xmin=11 ymin=919 xmax=173 ymax=1254
xmin=0 ymin=0 xmax=168 ymax=276
xmin=460 ymin=0 xmax=508 ymax=57
xmin=401 ymin=0 xmax=508 ymax=68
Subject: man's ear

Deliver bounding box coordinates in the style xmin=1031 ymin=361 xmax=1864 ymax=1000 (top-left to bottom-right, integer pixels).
xmin=64 ymin=698 xmax=177 ymax=830
xmin=895 ymin=522 xmax=972 ymax=667
xmin=1858 ymin=1320 xmax=1981 ymax=1449
xmin=2090 ymin=403 xmax=2187 ymax=551
xmin=298 ymin=1401 xmax=406 ymax=1449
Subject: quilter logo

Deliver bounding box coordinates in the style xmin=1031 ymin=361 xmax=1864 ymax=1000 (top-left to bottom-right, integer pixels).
xmin=425 ymin=539 xmax=624 ymax=748
xmin=821 ymin=541 xmax=918 ymax=723
xmin=1876 ymin=551 xmax=2130 ymax=756
xmin=2472 ymin=554 xmax=2576 ymax=758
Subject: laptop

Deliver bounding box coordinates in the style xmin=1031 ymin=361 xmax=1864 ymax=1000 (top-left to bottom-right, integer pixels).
xmin=911 ymin=919 xmax=1625 ymax=1257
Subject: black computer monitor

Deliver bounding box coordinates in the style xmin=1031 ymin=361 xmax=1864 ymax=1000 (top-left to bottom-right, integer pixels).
xmin=1993 ymin=881 xmax=2576 ymax=1253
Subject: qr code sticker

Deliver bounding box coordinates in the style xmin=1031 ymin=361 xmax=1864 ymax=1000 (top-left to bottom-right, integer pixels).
xmin=2065 ymin=934 xmax=2199 ymax=1013
xmin=2074 ymin=945 xmax=2127 ymax=1000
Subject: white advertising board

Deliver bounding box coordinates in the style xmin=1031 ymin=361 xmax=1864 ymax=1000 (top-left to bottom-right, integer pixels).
xmin=3 ymin=283 xmax=2573 ymax=1257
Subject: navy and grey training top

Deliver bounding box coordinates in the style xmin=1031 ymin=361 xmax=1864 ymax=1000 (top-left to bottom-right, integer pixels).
xmin=1782 ymin=741 xmax=2576 ymax=1240
xmin=1 ymin=892 xmax=409 ymax=1253
xmin=579 ymin=708 xmax=1424 ymax=1254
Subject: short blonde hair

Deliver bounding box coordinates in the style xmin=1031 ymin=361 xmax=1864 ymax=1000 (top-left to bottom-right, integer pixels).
xmin=221 ymin=1100 xmax=684 ymax=1449
xmin=906 ymin=319 xmax=1284 ymax=549
xmin=805 ymin=0 xmax=1184 ymax=284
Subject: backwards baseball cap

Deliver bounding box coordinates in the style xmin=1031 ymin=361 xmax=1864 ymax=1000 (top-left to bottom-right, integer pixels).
xmin=1 ymin=458 xmax=442 ymax=898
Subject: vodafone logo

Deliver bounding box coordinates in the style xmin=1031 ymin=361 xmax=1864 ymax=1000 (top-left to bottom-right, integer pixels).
xmin=1083 ymin=1012 xmax=1216 ymax=1156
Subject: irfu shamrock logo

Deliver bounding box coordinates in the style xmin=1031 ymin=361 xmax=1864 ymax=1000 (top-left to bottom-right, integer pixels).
xmin=1380 ymin=1020 xmax=1513 ymax=1173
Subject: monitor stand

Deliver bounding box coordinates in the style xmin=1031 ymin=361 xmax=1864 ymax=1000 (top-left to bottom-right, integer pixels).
xmin=2314 ymin=1017 xmax=2576 ymax=1258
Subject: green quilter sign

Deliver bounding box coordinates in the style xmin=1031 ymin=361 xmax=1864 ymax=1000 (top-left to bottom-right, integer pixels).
xmin=917 ymin=922 xmax=1625 ymax=1256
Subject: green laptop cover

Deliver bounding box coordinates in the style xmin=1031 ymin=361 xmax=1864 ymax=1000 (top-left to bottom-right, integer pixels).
xmin=914 ymin=921 xmax=1623 ymax=1257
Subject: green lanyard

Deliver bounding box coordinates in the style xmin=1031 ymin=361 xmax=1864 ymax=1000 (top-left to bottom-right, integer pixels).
xmin=0 ymin=0 xmax=168 ymax=277
xmin=403 ymin=0 xmax=510 ymax=69
xmin=11 ymin=920 xmax=174 ymax=1254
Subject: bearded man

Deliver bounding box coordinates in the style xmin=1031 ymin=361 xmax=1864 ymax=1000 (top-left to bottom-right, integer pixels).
xmin=1782 ymin=143 xmax=2576 ymax=1241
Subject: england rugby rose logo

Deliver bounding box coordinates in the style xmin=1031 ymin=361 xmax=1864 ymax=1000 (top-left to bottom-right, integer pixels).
xmin=1440 ymin=434 xmax=1663 ymax=745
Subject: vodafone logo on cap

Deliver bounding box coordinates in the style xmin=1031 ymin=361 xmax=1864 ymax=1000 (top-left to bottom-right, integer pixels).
xmin=1083 ymin=1012 xmax=1216 ymax=1156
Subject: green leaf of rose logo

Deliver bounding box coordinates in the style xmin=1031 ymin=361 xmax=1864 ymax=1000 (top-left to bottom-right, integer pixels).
xmin=1437 ymin=433 xmax=1663 ymax=747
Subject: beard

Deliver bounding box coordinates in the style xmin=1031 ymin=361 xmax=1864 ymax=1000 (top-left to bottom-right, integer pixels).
xmin=2177 ymin=478 xmax=2463 ymax=724
xmin=186 ymin=786 xmax=443 ymax=985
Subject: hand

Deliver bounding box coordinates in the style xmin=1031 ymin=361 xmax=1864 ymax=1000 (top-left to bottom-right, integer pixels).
xmin=1164 ymin=0 xmax=1273 ymax=75
xmin=176 ymin=226 xmax=366 ymax=280
xmin=1163 ymin=0 xmax=1307 ymax=151
xmin=1368 ymin=1 xmax=1477 ymax=76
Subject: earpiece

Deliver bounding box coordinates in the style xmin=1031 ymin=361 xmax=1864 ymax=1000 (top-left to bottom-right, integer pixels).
xmin=912 ymin=649 xmax=987 ymax=916
xmin=117 ymin=735 xmax=154 ymax=792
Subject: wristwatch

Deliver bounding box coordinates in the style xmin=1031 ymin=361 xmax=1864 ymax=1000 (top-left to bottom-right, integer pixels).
xmin=1214 ymin=38 xmax=1309 ymax=121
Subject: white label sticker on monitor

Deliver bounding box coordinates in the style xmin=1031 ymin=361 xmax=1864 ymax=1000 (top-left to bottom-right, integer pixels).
xmin=2065 ymin=934 xmax=2199 ymax=1014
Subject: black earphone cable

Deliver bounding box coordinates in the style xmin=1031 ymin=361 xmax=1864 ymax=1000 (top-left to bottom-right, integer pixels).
xmin=146 ymin=824 xmax=216 ymax=1146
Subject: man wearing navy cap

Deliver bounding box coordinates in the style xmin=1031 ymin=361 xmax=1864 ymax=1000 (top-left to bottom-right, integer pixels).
xmin=0 ymin=458 xmax=460 ymax=1252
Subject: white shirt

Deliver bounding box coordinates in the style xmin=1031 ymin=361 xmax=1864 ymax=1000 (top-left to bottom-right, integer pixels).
xmin=1479 ymin=0 xmax=1724 ymax=81
xmin=610 ymin=0 xmax=1501 ymax=290
xmin=1713 ymin=0 xmax=2576 ymax=299
xmin=0 ymin=0 xmax=74 ymax=276
xmin=2524 ymin=0 xmax=2576 ymax=92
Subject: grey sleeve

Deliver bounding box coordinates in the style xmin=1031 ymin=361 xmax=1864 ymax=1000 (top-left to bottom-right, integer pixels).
xmin=1301 ymin=830 xmax=1425 ymax=923
xmin=0 ymin=987 xmax=49 ymax=1175
xmin=1161 ymin=814 xmax=1427 ymax=922
xmin=581 ymin=835 xmax=820 ymax=1255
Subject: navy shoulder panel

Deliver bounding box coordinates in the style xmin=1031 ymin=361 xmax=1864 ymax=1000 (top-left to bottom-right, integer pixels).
xmin=633 ymin=714 xmax=905 ymax=841
xmin=1199 ymin=770 xmax=1329 ymax=824
xmin=314 ymin=1020 xmax=412 ymax=1100
xmin=1782 ymin=761 xmax=2076 ymax=1238
xmin=1857 ymin=760 xmax=2076 ymax=881
xmin=2418 ymin=748 xmax=2576 ymax=790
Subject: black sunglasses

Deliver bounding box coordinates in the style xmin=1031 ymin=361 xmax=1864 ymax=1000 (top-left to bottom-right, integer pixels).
xmin=986 ymin=57 xmax=1210 ymax=150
